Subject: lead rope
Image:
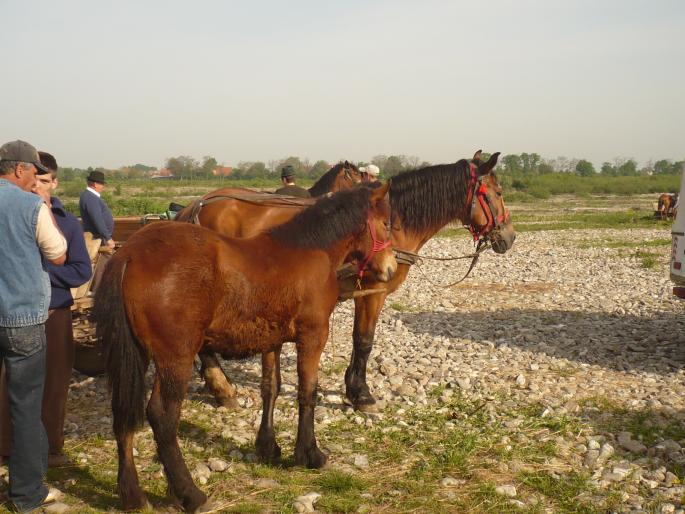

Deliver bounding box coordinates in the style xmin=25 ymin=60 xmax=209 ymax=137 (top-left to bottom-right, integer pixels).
xmin=410 ymin=239 xmax=490 ymax=288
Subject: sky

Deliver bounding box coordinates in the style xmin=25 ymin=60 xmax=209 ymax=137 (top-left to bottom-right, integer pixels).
xmin=1 ymin=0 xmax=683 ymax=170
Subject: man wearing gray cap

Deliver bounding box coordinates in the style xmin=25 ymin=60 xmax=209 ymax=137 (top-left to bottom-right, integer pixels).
xmin=0 ymin=140 xmax=67 ymax=512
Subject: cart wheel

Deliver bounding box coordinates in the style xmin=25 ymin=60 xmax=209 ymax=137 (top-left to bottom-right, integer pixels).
xmin=73 ymin=343 xmax=105 ymax=376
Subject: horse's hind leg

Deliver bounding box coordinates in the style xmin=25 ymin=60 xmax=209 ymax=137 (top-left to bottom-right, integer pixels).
xmin=148 ymin=360 xmax=208 ymax=512
xmin=256 ymin=348 xmax=282 ymax=463
xmin=114 ymin=421 xmax=148 ymax=510
xmin=199 ymin=348 xmax=238 ymax=408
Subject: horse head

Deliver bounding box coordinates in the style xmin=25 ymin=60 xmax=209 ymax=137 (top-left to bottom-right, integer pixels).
xmin=340 ymin=160 xmax=363 ymax=187
xmin=467 ymin=150 xmax=516 ymax=254
xmin=355 ymin=182 xmax=397 ymax=282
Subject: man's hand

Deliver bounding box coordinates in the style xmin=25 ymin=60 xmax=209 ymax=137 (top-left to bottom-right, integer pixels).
xmin=106 ymin=239 xmax=116 ymax=250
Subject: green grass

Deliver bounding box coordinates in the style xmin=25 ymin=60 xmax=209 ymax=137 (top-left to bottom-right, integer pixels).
xmin=577 ymin=237 xmax=671 ymax=249
xmin=519 ymin=471 xmax=597 ymax=514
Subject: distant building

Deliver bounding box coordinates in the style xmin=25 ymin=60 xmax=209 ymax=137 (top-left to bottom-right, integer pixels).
xmin=212 ymin=166 xmax=233 ymax=177
xmin=150 ymin=167 xmax=174 ymax=178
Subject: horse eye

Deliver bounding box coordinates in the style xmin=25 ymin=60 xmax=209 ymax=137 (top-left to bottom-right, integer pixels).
xmin=496 ymin=191 xmax=502 ymax=197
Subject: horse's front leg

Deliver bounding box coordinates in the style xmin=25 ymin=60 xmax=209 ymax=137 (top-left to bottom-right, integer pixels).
xmin=294 ymin=330 xmax=327 ymax=468
xmin=198 ymin=348 xmax=238 ymax=408
xmin=256 ymin=347 xmax=282 ymax=463
xmin=345 ymin=292 xmax=387 ymax=412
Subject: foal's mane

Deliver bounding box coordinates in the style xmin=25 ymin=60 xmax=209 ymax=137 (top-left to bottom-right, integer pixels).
xmin=269 ymin=187 xmax=371 ymax=249
xmin=308 ymin=162 xmax=357 ymax=197
xmin=390 ymin=159 xmax=471 ymax=234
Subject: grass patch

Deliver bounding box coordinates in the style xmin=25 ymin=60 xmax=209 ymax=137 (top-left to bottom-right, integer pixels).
xmin=519 ymin=471 xmax=597 ymax=513
xmin=577 ymin=237 xmax=671 ymax=249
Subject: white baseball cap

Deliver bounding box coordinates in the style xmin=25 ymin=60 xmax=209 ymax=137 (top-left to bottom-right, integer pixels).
xmin=360 ymin=164 xmax=380 ymax=176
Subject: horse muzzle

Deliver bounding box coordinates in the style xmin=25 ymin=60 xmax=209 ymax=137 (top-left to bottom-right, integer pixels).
xmin=489 ymin=227 xmax=516 ymax=254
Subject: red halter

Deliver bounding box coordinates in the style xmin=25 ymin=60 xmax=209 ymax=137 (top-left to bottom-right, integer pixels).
xmin=357 ymin=214 xmax=392 ymax=279
xmin=465 ymin=162 xmax=510 ymax=241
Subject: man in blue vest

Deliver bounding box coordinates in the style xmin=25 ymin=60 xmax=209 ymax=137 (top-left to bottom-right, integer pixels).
xmin=0 ymin=140 xmax=67 ymax=512
xmin=0 ymin=151 xmax=92 ymax=470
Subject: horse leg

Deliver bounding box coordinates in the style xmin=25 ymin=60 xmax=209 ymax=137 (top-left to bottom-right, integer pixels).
xmin=255 ymin=347 xmax=282 ymax=463
xmin=294 ymin=332 xmax=327 ymax=468
xmin=198 ymin=348 xmax=238 ymax=408
xmin=345 ymin=292 xmax=387 ymax=412
xmin=114 ymin=421 xmax=148 ymax=510
xmin=147 ymin=361 xmax=208 ymax=513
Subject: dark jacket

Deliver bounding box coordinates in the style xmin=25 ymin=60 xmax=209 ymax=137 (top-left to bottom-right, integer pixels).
xmin=79 ymin=188 xmax=114 ymax=241
xmin=274 ymin=185 xmax=311 ymax=198
xmin=47 ymin=197 xmax=92 ymax=309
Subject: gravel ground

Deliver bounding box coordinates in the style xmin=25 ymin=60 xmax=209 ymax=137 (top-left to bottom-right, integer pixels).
xmin=5 ymin=227 xmax=684 ymax=513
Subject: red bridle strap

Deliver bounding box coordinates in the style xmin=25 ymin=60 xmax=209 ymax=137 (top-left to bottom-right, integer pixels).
xmin=466 ymin=162 xmax=509 ymax=241
xmin=358 ymin=215 xmax=392 ymax=279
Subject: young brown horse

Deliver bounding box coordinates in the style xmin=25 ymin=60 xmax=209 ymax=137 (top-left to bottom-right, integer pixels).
xmin=94 ymin=185 xmax=396 ymax=512
xmin=179 ymin=151 xmax=515 ymax=410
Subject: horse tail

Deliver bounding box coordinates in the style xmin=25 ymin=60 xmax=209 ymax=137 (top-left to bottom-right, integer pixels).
xmin=93 ymin=255 xmax=148 ymax=434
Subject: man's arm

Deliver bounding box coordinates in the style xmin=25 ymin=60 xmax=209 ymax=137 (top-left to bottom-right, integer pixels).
xmin=47 ymin=215 xmax=92 ymax=288
xmin=35 ymin=203 xmax=67 ymax=265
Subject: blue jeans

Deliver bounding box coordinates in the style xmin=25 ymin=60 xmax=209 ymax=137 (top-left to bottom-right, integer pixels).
xmin=0 ymin=324 xmax=48 ymax=512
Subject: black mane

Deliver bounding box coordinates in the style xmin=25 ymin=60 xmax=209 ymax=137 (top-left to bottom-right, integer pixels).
xmin=308 ymin=162 xmax=357 ymax=197
xmin=390 ymin=159 xmax=471 ymax=234
xmin=269 ymin=187 xmax=371 ymax=249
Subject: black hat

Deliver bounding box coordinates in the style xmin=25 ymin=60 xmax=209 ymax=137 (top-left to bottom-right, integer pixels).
xmin=281 ymin=165 xmax=294 ymax=179
xmin=0 ymin=140 xmax=50 ymax=173
xmin=38 ymin=151 xmax=58 ymax=172
xmin=86 ymin=170 xmax=106 ymax=184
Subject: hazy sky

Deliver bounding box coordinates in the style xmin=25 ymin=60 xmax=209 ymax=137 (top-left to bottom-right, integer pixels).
xmin=2 ymin=0 xmax=683 ymax=169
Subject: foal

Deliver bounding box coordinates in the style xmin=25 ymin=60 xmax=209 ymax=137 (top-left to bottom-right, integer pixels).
xmin=94 ymin=185 xmax=395 ymax=512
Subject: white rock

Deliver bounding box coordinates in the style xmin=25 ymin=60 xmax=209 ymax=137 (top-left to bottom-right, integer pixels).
xmin=495 ymin=484 xmax=517 ymax=497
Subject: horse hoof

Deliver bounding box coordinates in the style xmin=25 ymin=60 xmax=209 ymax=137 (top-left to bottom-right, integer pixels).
xmin=295 ymin=447 xmax=328 ymax=469
xmin=193 ymin=499 xmax=217 ymax=513
xmin=355 ymin=402 xmax=379 ymax=414
xmin=256 ymin=442 xmax=282 ymax=464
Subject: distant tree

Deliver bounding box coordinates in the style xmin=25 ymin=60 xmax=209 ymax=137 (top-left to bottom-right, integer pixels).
xmin=371 ymin=155 xmax=388 ymax=171
xmin=538 ymin=162 xmax=554 ymax=174
xmin=245 ymin=162 xmax=267 ymax=179
xmin=618 ymin=159 xmax=638 ymax=176
xmin=520 ymin=153 xmax=541 ymax=174
xmin=201 ymin=156 xmax=218 ymax=179
xmin=384 ymin=155 xmax=404 ymax=177
xmin=128 ymin=163 xmax=155 ymax=173
xmin=501 ymin=154 xmax=522 ymax=173
xmin=166 ymin=156 xmax=198 ymax=180
xmin=575 ymin=159 xmax=595 ymax=177
xmin=600 ymin=162 xmax=616 ymax=175
xmin=308 ymin=160 xmax=330 ymax=178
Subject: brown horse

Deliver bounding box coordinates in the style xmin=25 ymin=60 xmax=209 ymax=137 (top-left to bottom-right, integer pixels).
xmin=94 ymin=185 xmax=396 ymax=512
xmin=658 ymin=193 xmax=678 ymax=220
xmin=179 ymin=151 xmax=515 ymax=410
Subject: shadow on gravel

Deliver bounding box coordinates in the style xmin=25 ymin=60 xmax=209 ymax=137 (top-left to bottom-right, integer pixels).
xmin=399 ymin=308 xmax=685 ymax=375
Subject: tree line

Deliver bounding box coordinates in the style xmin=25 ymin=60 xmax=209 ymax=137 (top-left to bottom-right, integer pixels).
xmin=56 ymin=152 xmax=684 ymax=182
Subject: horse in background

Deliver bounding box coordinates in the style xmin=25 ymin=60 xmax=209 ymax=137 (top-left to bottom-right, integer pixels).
xmin=94 ymin=185 xmax=395 ymax=512
xmin=658 ymin=193 xmax=678 ymax=220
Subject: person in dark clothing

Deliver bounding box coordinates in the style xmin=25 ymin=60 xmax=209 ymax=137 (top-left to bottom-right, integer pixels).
xmin=78 ymin=170 xmax=114 ymax=250
xmin=0 ymin=151 xmax=91 ymax=469
xmin=275 ymin=165 xmax=311 ymax=198
xmin=79 ymin=170 xmax=113 ymax=290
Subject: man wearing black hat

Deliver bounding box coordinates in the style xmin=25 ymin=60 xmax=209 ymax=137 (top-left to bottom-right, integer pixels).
xmin=0 ymin=140 xmax=67 ymax=512
xmin=275 ymin=165 xmax=311 ymax=198
xmin=79 ymin=170 xmax=114 ymax=252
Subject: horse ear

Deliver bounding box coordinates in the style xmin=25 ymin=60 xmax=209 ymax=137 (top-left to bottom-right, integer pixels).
xmin=479 ymin=152 xmax=500 ymax=175
xmin=472 ymin=149 xmax=483 ymax=164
